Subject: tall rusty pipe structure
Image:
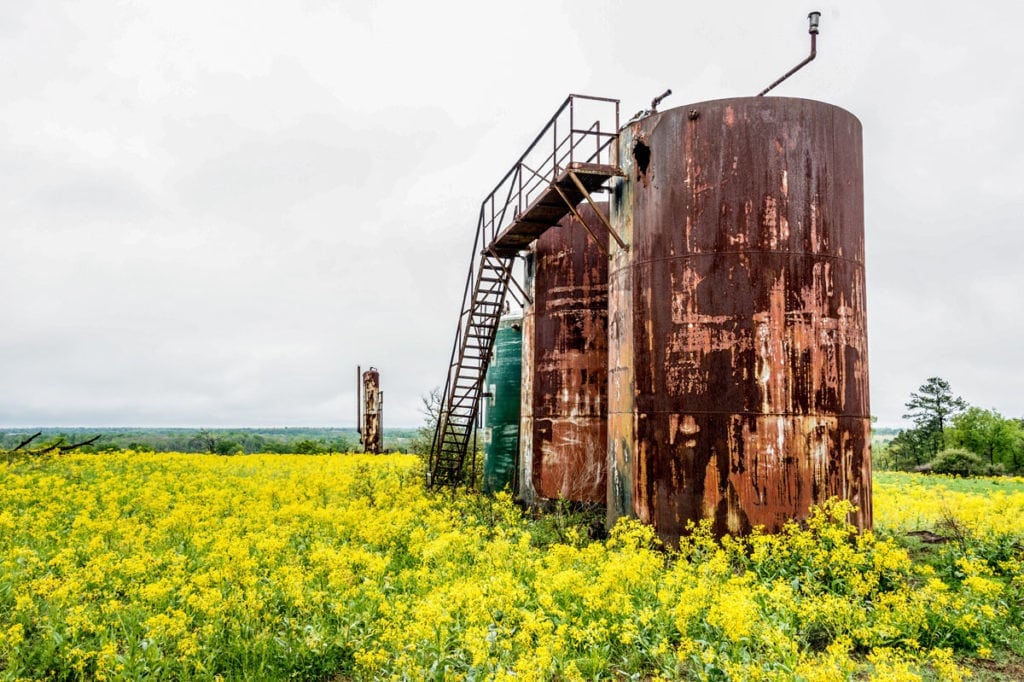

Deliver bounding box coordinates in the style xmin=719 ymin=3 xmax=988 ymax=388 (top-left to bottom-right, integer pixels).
xmin=358 ymin=366 xmax=382 ymax=454
xmin=608 ymin=96 xmax=870 ymax=543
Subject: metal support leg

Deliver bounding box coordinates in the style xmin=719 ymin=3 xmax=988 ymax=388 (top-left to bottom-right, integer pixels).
xmin=552 ymin=184 xmax=610 ymax=257
xmin=567 ymin=170 xmax=628 ymax=250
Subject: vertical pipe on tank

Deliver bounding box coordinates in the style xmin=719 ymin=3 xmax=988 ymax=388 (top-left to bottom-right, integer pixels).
xmin=608 ymin=97 xmax=870 ymax=543
xmin=607 ymin=165 xmax=637 ymax=526
xmin=517 ymin=251 xmax=538 ymax=506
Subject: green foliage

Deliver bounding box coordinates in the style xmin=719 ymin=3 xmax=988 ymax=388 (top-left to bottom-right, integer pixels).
xmin=525 ymin=499 xmax=607 ymax=548
xmin=948 ymin=406 xmax=1024 ymax=471
xmin=406 ymin=387 xmax=441 ymax=455
xmin=929 ymin=448 xmax=1000 ymax=477
xmin=0 ymin=428 xmax=366 ymax=456
xmin=879 ymin=378 xmax=1024 ymax=475
xmin=902 ymin=376 xmax=968 ymax=457
xmin=882 ymin=427 xmax=933 ymax=470
xmin=874 ymin=470 xmax=1024 ymax=495
xmin=293 ymin=439 xmax=327 ymax=454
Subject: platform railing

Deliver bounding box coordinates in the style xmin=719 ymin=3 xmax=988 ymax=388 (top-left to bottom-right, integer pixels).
xmin=479 ymin=94 xmax=620 ymax=247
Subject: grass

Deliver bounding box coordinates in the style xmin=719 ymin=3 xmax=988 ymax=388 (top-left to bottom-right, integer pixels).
xmin=875 ymin=470 xmax=1024 ymax=495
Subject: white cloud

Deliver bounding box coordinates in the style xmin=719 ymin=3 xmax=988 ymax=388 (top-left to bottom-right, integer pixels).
xmin=2 ymin=0 xmax=1023 ymax=428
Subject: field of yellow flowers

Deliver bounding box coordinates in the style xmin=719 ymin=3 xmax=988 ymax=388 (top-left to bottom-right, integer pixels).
xmin=1 ymin=453 xmax=1023 ymax=681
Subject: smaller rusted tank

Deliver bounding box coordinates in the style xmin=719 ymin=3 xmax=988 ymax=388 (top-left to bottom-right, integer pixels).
xmin=483 ymin=314 xmax=523 ymax=493
xmin=519 ymin=202 xmax=609 ymax=503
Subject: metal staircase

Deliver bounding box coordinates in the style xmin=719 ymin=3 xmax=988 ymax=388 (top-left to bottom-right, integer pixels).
xmin=428 ymin=94 xmax=621 ymax=489
xmin=427 ymin=251 xmax=513 ymax=487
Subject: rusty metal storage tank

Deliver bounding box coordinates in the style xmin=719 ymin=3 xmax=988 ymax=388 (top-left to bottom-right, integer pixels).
xmin=607 ymin=97 xmax=871 ymax=542
xmin=518 ymin=202 xmax=609 ymax=504
xmin=482 ymin=313 xmax=523 ymax=493
xmin=359 ymin=367 xmax=382 ymax=454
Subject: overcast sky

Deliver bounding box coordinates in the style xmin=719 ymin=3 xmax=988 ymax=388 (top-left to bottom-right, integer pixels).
xmin=2 ymin=1 xmax=1022 ymax=429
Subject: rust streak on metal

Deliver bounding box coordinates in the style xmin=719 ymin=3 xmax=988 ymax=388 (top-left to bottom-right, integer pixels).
xmin=607 ymin=160 xmax=636 ymax=525
xmin=528 ymin=202 xmax=610 ymax=502
xmin=517 ymin=254 xmax=538 ymax=505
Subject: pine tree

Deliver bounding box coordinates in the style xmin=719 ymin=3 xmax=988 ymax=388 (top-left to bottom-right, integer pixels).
xmin=902 ymin=377 xmax=967 ymax=456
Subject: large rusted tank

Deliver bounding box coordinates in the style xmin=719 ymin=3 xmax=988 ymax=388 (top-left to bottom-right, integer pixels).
xmin=518 ymin=202 xmax=609 ymax=504
xmin=607 ymin=97 xmax=871 ymax=542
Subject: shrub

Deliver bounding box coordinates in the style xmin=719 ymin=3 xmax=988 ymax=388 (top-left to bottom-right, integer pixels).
xmin=929 ymin=448 xmax=1000 ymax=477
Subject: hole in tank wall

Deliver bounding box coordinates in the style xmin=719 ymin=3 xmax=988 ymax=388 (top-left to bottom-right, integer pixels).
xmin=633 ymin=141 xmax=651 ymax=182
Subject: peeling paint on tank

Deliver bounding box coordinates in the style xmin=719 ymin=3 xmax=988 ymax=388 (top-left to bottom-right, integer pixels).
xmin=607 ymin=130 xmax=637 ymax=525
xmin=528 ymin=202 xmax=610 ymax=503
xmin=517 ymin=248 xmax=538 ymax=507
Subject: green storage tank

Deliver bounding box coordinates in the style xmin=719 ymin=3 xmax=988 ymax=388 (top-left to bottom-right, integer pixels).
xmin=483 ymin=313 xmax=523 ymax=493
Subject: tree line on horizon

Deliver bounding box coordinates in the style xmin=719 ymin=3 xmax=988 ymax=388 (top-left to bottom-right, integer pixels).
xmin=6 ymin=379 xmax=1020 ymax=477
xmin=876 ymin=376 xmax=1024 ymax=475
xmin=0 ymin=427 xmax=420 ymax=457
